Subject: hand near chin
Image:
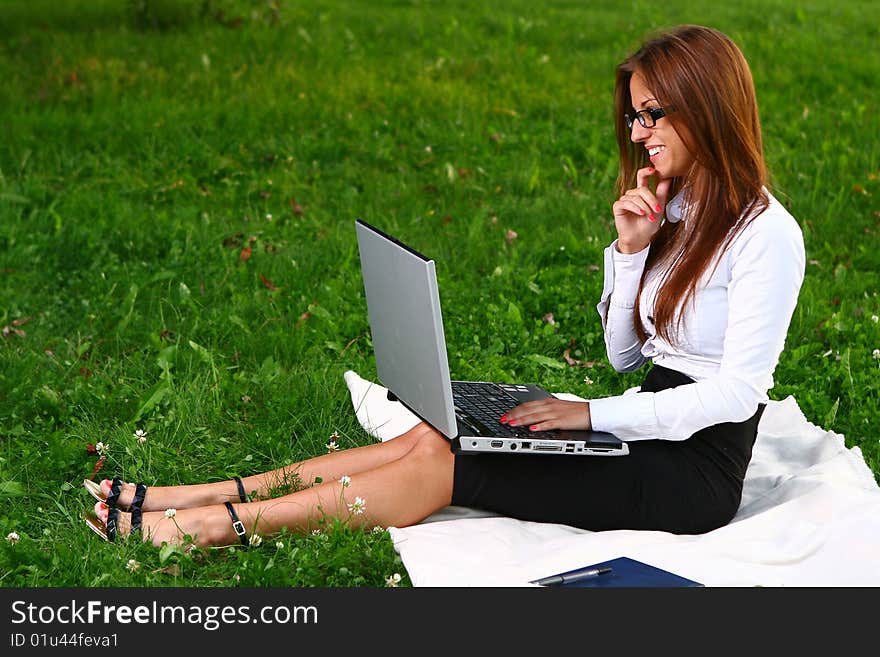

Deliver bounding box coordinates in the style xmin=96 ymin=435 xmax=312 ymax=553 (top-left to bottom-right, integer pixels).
xmin=500 ymin=399 xmax=592 ymax=432
xmin=612 ymin=167 xmax=673 ymax=253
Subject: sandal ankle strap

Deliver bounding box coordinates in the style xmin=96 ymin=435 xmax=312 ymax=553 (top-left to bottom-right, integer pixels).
xmin=224 ymin=501 xmax=249 ymax=546
xmin=233 ymin=476 xmax=248 ymax=503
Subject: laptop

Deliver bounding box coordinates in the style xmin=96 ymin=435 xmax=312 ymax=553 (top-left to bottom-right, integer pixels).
xmin=354 ymin=219 xmax=629 ymax=457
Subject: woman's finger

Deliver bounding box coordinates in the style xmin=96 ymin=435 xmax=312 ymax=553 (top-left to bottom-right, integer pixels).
xmin=626 ymin=186 xmax=663 ymax=216
xmin=636 ymin=166 xmax=658 ymax=189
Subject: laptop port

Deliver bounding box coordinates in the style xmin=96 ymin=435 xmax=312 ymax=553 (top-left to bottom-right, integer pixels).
xmin=490 ymin=440 xmax=504 ymax=449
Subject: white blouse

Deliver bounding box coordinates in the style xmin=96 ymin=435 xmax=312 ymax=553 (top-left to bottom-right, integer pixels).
xmin=588 ymin=191 xmax=806 ymax=441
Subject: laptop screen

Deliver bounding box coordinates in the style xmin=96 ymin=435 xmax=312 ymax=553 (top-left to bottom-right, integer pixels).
xmin=355 ymin=219 xmax=459 ymax=438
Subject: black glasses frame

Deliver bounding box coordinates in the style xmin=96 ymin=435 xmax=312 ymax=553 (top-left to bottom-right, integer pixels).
xmin=624 ymin=106 xmax=676 ymax=129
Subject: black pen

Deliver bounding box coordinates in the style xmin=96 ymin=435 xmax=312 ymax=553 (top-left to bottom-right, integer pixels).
xmin=530 ymin=566 xmax=613 ymax=586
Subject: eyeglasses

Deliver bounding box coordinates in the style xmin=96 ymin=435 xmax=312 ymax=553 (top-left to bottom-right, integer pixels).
xmin=624 ymin=106 xmax=676 ymax=129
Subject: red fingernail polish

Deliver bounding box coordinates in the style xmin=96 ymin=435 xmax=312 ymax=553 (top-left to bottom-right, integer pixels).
xmin=508 ymin=420 xmax=517 ymax=426
xmin=499 ymin=415 xmax=507 ymax=423
xmin=529 ymin=425 xmax=537 ymax=431
xmin=649 ymin=214 xmax=656 ymax=222
xmin=655 ymin=205 xmax=662 ymax=212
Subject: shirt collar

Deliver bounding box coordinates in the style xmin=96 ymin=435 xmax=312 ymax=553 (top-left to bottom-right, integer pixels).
xmin=665 ymin=188 xmax=689 ymax=224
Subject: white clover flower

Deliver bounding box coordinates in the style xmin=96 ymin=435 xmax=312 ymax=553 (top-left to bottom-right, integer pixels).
xmin=873 ymin=349 xmax=880 ymax=359
xmin=327 ymin=431 xmax=340 ymax=452
xmin=348 ymin=496 xmax=366 ymax=515
xmin=6 ymin=531 xmax=20 ymax=545
xmin=385 ymin=573 xmax=402 ymax=587
xmin=311 ymin=529 xmax=322 ymax=536
xmin=248 ymin=534 xmax=263 ymax=547
xmin=266 ymin=213 xmax=273 ymax=221
xmin=275 ymin=541 xmax=284 ymax=549
xmin=164 ymin=508 xmax=177 ymax=519
xmin=872 ymin=315 xmax=879 ymax=323
xmin=126 ymin=559 xmax=140 ymax=572
xmin=339 ymin=475 xmax=351 ymax=488
xmin=583 ymin=375 xmax=594 ymax=385
xmin=371 ymin=526 xmax=385 ymax=535
xmin=95 ymin=442 xmax=109 ymax=457
xmin=134 ymin=429 xmax=147 ymax=444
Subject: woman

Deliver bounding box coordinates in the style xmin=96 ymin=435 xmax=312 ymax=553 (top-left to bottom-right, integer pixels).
xmin=84 ymin=25 xmax=805 ymax=546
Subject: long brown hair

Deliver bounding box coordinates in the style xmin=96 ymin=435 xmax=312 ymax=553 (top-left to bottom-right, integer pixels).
xmin=613 ymin=25 xmax=769 ymax=343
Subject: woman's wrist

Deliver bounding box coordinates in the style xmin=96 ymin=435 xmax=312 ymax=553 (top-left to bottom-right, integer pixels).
xmin=616 ymin=239 xmax=648 ymax=254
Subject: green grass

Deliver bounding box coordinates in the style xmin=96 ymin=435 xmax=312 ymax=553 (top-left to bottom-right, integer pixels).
xmin=1 ymin=0 xmax=878 ymax=587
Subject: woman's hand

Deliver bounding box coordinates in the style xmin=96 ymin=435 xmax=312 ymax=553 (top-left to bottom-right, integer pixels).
xmin=612 ymin=167 xmax=672 ymax=253
xmin=500 ymin=399 xmax=592 ymax=432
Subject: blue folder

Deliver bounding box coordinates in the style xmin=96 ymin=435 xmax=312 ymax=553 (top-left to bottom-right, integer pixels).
xmin=554 ymin=556 xmax=704 ymax=587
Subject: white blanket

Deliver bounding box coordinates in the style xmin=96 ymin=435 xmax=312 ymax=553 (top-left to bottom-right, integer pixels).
xmin=344 ymin=371 xmax=880 ymax=587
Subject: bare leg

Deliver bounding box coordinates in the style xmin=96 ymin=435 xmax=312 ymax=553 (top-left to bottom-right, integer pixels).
xmin=95 ymin=423 xmax=455 ymax=547
xmin=96 ymin=423 xmax=430 ymax=512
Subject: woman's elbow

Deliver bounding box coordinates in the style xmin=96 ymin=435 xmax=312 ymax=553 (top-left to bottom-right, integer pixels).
xmin=607 ymin=351 xmax=647 ymax=373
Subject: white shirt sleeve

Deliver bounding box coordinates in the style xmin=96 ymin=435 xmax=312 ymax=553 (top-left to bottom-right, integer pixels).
xmin=589 ymin=208 xmax=805 ymax=441
xmin=595 ymin=240 xmax=650 ymax=372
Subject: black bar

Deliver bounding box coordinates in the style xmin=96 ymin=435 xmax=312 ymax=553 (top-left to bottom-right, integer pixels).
xmin=0 ymin=586 xmax=873 ymax=652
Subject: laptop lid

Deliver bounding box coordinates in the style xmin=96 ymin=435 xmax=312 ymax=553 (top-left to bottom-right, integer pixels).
xmin=355 ymin=219 xmax=459 ymax=438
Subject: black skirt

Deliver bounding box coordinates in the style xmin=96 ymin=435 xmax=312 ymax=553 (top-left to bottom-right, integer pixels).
xmin=450 ymin=364 xmax=764 ymax=535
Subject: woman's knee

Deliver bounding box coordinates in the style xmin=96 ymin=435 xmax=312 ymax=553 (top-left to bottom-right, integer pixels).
xmin=381 ymin=422 xmax=446 ymax=455
xmin=408 ymin=424 xmax=455 ymax=462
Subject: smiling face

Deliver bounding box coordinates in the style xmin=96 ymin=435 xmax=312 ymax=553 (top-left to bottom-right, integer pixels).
xmin=628 ymin=71 xmax=694 ymax=180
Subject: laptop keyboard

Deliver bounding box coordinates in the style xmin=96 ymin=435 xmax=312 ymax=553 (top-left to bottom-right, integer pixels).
xmin=451 ymin=381 xmax=557 ymax=438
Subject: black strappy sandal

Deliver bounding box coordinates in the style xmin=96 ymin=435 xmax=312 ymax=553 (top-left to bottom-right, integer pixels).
xmin=83 ymin=476 xmax=147 ymax=510
xmin=82 ymin=475 xmax=148 ymax=542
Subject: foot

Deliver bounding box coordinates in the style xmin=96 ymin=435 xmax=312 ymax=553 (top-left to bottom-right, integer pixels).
xmin=93 ymin=501 xmax=239 ymax=548
xmin=92 ymin=478 xmax=248 ymax=513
